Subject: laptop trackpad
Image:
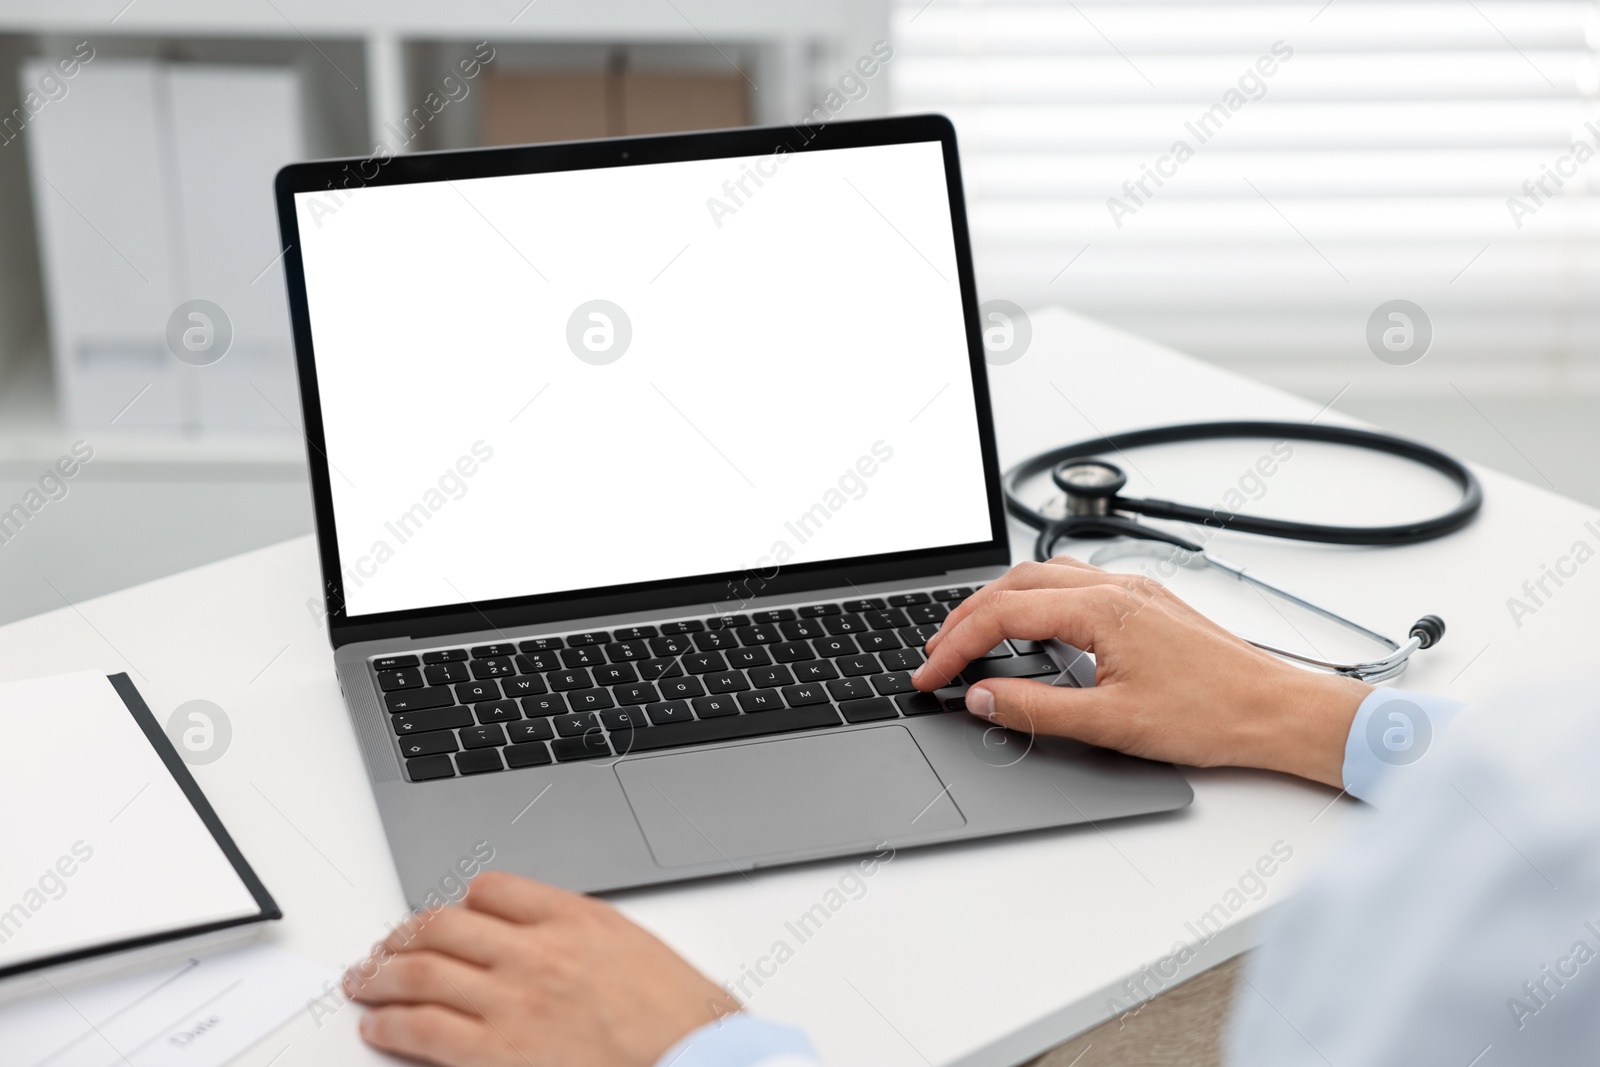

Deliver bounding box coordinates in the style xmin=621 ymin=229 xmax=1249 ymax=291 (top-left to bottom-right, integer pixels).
xmin=615 ymin=726 xmax=965 ymax=868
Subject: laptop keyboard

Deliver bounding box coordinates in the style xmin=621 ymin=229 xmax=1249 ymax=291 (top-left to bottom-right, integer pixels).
xmin=370 ymin=586 xmax=1058 ymax=782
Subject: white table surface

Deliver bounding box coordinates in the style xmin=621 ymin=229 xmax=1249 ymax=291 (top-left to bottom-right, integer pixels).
xmin=5 ymin=308 xmax=1596 ymax=1067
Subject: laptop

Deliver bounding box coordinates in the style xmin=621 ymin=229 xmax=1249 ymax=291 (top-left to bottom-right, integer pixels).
xmin=273 ymin=114 xmax=1192 ymax=898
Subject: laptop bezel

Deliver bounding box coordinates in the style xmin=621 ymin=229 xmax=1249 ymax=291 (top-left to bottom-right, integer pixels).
xmin=273 ymin=113 xmax=1010 ymax=649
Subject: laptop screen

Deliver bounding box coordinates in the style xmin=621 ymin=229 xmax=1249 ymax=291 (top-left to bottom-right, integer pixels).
xmin=294 ymin=137 xmax=992 ymax=619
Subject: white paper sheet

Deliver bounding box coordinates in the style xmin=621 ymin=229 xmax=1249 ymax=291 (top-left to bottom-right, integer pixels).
xmin=0 ymin=943 xmax=333 ymax=1067
xmin=0 ymin=671 xmax=264 ymax=971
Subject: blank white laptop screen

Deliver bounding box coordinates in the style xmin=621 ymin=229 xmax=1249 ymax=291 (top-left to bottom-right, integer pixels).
xmin=294 ymin=139 xmax=991 ymax=619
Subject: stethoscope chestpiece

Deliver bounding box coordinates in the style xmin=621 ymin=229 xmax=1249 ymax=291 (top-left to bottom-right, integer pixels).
xmin=1051 ymin=459 xmax=1127 ymax=517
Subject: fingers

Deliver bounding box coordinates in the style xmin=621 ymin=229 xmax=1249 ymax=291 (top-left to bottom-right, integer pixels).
xmin=347 ymin=949 xmax=493 ymax=1015
xmin=926 ymin=558 xmax=1121 ymax=654
xmin=380 ymin=905 xmax=512 ymax=967
xmin=463 ymin=869 xmax=586 ymax=925
xmin=915 ymin=587 xmax=1123 ymax=689
xmin=360 ymin=1004 xmax=508 ymax=1067
xmin=964 ymin=677 xmax=1128 ymax=751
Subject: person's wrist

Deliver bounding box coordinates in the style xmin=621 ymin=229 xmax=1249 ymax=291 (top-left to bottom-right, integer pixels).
xmin=1239 ymin=667 xmax=1369 ymax=789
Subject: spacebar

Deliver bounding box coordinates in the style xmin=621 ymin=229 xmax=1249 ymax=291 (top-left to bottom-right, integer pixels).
xmin=620 ymin=706 xmax=843 ymax=753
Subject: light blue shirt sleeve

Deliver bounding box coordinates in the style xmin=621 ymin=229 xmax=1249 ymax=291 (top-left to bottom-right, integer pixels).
xmin=1340 ymin=687 xmax=1464 ymax=803
xmin=654 ymin=1013 xmax=822 ymax=1067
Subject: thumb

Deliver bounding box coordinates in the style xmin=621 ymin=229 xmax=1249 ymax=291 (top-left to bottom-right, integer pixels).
xmin=965 ymin=677 xmax=1126 ymax=750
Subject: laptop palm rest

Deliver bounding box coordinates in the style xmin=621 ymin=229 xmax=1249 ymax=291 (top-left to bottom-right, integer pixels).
xmin=615 ymin=726 xmax=965 ymax=869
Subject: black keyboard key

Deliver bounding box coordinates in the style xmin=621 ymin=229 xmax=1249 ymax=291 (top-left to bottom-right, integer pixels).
xmin=649 ymin=634 xmax=695 ymax=656
xmin=375 ymin=654 xmax=418 ymax=671
xmin=977 ymin=642 xmax=1014 ymax=660
xmin=471 ymin=643 xmax=516 ymax=658
xmin=750 ymin=664 xmax=795 ymax=688
xmin=871 ymin=672 xmax=915 ymax=695
xmin=780 ymin=618 xmax=827 ymax=640
xmin=792 ymin=660 xmax=838 ymax=683
xmin=462 ymin=724 xmax=507 ymax=749
xmin=471 ymin=657 xmax=515 ymax=679
xmin=521 ymin=694 xmax=566 ymax=717
xmin=645 ymin=699 xmax=695 ymax=724
xmin=843 ymin=598 xmax=887 ymax=612
xmin=660 ymin=619 xmax=704 ymax=634
xmin=377 ymin=667 xmax=423 ymax=691
xmin=593 ymin=663 xmax=638 ymax=686
xmin=408 ymin=754 xmax=455 ymax=781
xmin=798 ymin=603 xmax=840 ymax=617
xmin=814 ymin=635 xmax=858 ymax=658
xmin=505 ymin=742 xmax=553 ymax=768
xmin=456 ymin=748 xmax=504 ymax=775
xmin=398 ymin=730 xmax=458 ymax=758
xmin=752 ymin=609 xmax=796 ymax=623
xmin=693 ymin=630 xmax=738 ymax=651
xmin=932 ymin=587 xmax=974 ymax=602
xmin=518 ymin=636 xmax=564 ymax=652
xmin=623 ymin=705 xmax=842 ymax=753
xmin=840 ymin=696 xmax=898 ymax=723
xmin=965 ymin=653 xmax=1059 ymax=680
xmin=897 ymin=692 xmax=946 ymax=716
xmin=858 ymin=631 xmax=901 ymax=653
xmin=612 ymin=625 xmax=659 ymax=640
xmin=736 ymin=624 xmax=782 ymax=646
xmin=880 ymin=647 xmax=926 ymax=671
xmin=424 ymin=662 xmax=470 ymax=685
xmin=455 ymin=680 xmax=500 ymax=703
xmin=659 ymin=676 xmax=706 ymax=699
xmin=827 ymin=677 xmax=874 ymax=702
xmin=771 ymin=641 xmax=813 ymax=663
xmin=393 ymin=706 xmax=473 ymax=735
xmin=568 ymin=631 xmax=610 ymax=646
xmin=552 ymin=734 xmax=611 ymax=761
xmin=567 ymin=688 xmax=615 ymax=713
xmin=837 ymin=654 xmax=880 ymax=677
xmin=725 ymin=647 xmax=772 ymax=669
xmin=690 ymin=695 xmax=738 ymax=719
xmin=707 ymin=614 xmax=750 ymax=629
xmin=738 ymin=689 xmax=784 ymax=713
xmin=606 ymin=640 xmax=649 ymax=662
xmin=907 ymin=603 xmax=949 ymax=625
xmin=682 ymin=651 xmax=727 ymax=674
xmin=704 ymin=670 xmax=750 ymax=694
xmin=501 ymin=675 xmax=548 ymax=698
xmin=517 ymin=650 xmax=561 ymax=673
xmin=864 ymin=609 xmax=909 ymax=630
xmin=548 ymin=669 xmax=591 ymax=691
xmin=1010 ymin=639 xmax=1045 ymax=654
xmin=899 ymin=624 xmax=941 ymax=647
xmin=386 ymin=686 xmax=455 ymax=713
xmin=562 ymin=646 xmax=606 ymax=668
xmin=615 ymin=681 xmax=659 ymax=705
xmin=508 ymin=718 xmax=555 ymax=743
xmin=422 ymin=649 xmax=468 ymax=664
xmin=888 ymin=592 xmax=931 ymax=606
xmin=822 ymin=614 xmax=866 ymax=635
xmin=782 ymin=682 xmax=831 ymax=706
xmin=637 ymin=657 xmax=687 ymax=680
xmin=475 ymin=700 xmax=521 ymax=724
xmin=554 ymin=713 xmax=601 ymax=737
xmin=601 ymin=708 xmax=649 ymax=731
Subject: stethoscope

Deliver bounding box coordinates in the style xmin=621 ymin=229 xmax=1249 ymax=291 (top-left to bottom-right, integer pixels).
xmin=1003 ymin=420 xmax=1483 ymax=684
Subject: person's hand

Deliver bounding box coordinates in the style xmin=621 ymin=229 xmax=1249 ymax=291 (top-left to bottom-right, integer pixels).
xmin=914 ymin=557 xmax=1370 ymax=788
xmin=345 ymin=871 xmax=737 ymax=1067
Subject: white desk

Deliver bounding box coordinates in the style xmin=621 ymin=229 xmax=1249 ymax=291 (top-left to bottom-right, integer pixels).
xmin=6 ymin=309 xmax=1595 ymax=1067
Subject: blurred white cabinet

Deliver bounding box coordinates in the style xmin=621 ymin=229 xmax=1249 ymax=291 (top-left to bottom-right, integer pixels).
xmin=25 ymin=60 xmax=304 ymax=433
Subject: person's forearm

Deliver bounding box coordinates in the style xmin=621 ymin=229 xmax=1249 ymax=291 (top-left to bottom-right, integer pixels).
xmin=1242 ymin=672 xmax=1370 ymax=789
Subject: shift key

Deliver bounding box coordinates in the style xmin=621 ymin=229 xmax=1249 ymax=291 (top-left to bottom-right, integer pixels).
xmin=963 ymin=653 xmax=1060 ymax=681
xmin=392 ymin=705 xmax=473 ymax=735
